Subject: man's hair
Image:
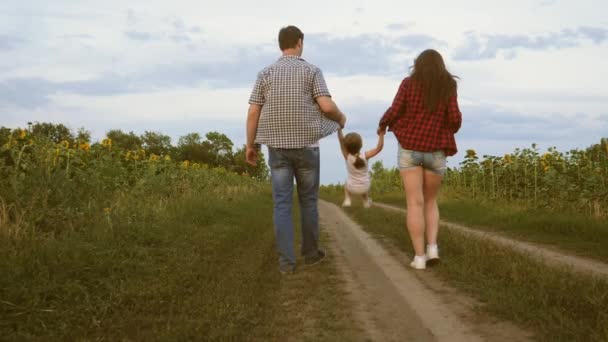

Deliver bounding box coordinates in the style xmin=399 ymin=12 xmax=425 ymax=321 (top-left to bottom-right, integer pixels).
xmin=278 ymin=26 xmax=304 ymax=51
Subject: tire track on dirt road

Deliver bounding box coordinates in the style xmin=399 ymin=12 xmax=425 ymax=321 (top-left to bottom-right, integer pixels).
xmin=372 ymin=201 xmax=608 ymax=278
xmin=319 ymin=200 xmax=532 ymax=342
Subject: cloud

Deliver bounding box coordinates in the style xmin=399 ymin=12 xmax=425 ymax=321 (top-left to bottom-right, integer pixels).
xmin=386 ymin=23 xmax=409 ymax=31
xmin=453 ymin=26 xmax=608 ymax=60
xmin=0 ymin=78 xmax=54 ymax=109
xmin=457 ymin=105 xmax=608 ymax=142
xmin=124 ymin=30 xmax=157 ymax=41
xmin=123 ymin=15 xmax=202 ymax=44
xmin=538 ymin=0 xmax=557 ymax=6
xmin=126 ymin=9 xmax=137 ymax=26
xmin=0 ymin=35 xmax=24 ymax=51
xmin=306 ymin=32 xmax=440 ymax=76
xmin=0 ymin=31 xmax=441 ymax=109
xmin=60 ymin=34 xmax=93 ymax=40
xmin=333 ymin=97 xmax=608 ymax=145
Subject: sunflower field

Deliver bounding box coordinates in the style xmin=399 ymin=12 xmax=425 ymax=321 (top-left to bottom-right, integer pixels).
xmin=369 ymin=139 xmax=608 ymax=218
xmin=0 ymin=125 xmax=265 ymax=238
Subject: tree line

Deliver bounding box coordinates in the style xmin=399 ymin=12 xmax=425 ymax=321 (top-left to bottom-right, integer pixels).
xmin=0 ymin=122 xmax=268 ymax=180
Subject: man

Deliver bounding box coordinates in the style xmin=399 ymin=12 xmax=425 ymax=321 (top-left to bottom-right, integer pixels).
xmin=246 ymin=25 xmax=347 ymax=274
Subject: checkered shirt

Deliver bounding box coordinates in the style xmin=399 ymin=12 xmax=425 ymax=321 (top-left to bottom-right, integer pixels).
xmin=249 ymin=55 xmax=340 ymax=149
xmin=379 ymin=77 xmax=462 ymax=156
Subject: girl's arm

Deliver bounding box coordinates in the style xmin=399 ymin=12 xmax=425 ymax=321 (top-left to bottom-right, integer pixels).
xmin=364 ymin=131 xmax=385 ymax=160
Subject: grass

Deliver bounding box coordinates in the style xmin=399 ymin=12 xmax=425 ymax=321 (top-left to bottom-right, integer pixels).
xmin=321 ymin=189 xmax=608 ymax=342
xmin=367 ymin=190 xmax=608 ymax=263
xmin=1 ymin=184 xmax=359 ymax=341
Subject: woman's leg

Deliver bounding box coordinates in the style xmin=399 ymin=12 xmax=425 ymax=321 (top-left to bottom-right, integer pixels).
xmin=400 ymin=167 xmax=425 ymax=256
xmin=423 ymin=170 xmax=443 ymax=246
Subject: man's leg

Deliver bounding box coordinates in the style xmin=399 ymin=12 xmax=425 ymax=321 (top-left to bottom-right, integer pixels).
xmin=268 ymin=147 xmax=296 ymax=270
xmin=293 ymin=147 xmax=322 ymax=259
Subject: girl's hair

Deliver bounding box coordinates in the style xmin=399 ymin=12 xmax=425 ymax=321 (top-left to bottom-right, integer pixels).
xmin=344 ymin=133 xmax=365 ymax=169
xmin=410 ymin=49 xmax=459 ymax=113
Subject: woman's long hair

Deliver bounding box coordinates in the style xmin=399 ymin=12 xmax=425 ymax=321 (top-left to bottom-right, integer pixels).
xmin=344 ymin=133 xmax=365 ymax=169
xmin=410 ymin=49 xmax=458 ymax=113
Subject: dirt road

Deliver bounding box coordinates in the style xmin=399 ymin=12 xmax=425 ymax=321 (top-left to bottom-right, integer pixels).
xmin=319 ymin=200 xmax=532 ymax=342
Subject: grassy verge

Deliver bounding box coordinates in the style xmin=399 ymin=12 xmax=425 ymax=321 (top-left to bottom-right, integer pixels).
xmin=356 ymin=188 xmax=608 ymax=263
xmin=320 ymin=190 xmax=608 ymax=342
xmin=1 ymin=182 xmax=358 ymax=341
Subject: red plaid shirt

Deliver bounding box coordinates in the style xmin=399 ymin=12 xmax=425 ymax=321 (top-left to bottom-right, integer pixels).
xmin=379 ymin=77 xmax=462 ymax=156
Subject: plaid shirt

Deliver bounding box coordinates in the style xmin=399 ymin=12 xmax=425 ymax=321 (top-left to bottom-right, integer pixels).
xmin=379 ymin=77 xmax=462 ymax=156
xmin=249 ymin=55 xmax=340 ymax=149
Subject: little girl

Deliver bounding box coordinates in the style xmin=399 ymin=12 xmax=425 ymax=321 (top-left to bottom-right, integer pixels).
xmin=338 ymin=129 xmax=384 ymax=208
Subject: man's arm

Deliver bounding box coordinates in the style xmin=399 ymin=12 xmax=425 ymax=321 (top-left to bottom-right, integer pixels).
xmin=315 ymin=96 xmax=346 ymax=128
xmin=246 ymin=104 xmax=262 ymax=166
xmin=337 ymin=129 xmax=348 ymax=159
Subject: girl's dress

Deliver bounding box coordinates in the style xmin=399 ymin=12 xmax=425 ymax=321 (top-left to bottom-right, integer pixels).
xmin=345 ymin=152 xmax=370 ymax=194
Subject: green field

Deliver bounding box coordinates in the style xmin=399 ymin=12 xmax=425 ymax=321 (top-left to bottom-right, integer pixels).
xmin=0 ymin=125 xmax=358 ymax=340
xmin=320 ymin=188 xmax=608 ymax=342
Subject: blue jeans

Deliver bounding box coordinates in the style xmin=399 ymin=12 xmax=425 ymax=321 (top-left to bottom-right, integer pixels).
xmin=268 ymin=146 xmax=321 ymax=269
xmin=397 ymin=147 xmax=447 ymax=176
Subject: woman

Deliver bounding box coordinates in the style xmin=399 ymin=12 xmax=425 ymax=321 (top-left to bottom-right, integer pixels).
xmin=378 ymin=49 xmax=462 ymax=270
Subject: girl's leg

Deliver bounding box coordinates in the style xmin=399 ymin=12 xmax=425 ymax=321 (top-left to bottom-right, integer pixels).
xmin=422 ymin=170 xmax=443 ymax=246
xmin=400 ymin=167 xmax=425 ymax=256
xmin=362 ymin=192 xmax=371 ymax=208
xmin=342 ymin=186 xmax=352 ymax=207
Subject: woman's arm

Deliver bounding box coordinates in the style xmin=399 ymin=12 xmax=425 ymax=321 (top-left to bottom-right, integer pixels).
xmin=337 ymin=129 xmax=349 ymax=160
xmin=378 ymin=77 xmax=408 ymax=131
xmin=446 ymin=93 xmax=462 ymax=133
xmin=364 ymin=131 xmax=385 ymax=160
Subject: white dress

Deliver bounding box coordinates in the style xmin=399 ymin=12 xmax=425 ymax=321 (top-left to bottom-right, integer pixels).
xmin=345 ymin=152 xmax=370 ymax=194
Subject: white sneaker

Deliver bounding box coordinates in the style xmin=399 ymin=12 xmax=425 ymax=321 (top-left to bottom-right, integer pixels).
xmin=342 ymin=199 xmax=351 ymax=207
xmin=426 ymin=244 xmax=439 ymax=260
xmin=410 ymin=255 xmax=427 ymax=269
xmin=363 ymin=198 xmax=372 ymax=208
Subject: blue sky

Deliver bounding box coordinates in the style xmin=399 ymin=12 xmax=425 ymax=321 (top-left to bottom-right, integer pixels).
xmin=1 ymin=0 xmax=607 ymax=184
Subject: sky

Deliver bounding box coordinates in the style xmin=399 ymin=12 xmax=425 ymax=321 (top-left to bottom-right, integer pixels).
xmin=1 ymin=0 xmax=607 ymax=184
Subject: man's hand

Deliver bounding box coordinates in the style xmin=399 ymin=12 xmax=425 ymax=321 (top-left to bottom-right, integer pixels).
xmin=377 ymin=125 xmax=387 ymax=136
xmin=246 ymin=146 xmax=258 ymax=166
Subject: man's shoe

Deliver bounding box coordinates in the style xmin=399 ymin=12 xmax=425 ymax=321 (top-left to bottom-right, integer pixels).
xmin=305 ymin=250 xmax=326 ymax=266
xmin=279 ymin=264 xmax=296 ymax=274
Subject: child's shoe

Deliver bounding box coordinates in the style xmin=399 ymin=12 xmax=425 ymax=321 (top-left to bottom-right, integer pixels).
xmin=342 ymin=198 xmax=351 ymax=207
xmin=363 ymin=198 xmax=372 ymax=208
xmin=410 ymin=255 xmax=427 ymax=270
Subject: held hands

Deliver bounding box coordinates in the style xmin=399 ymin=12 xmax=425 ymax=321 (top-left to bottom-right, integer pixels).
xmin=338 ymin=113 xmax=347 ymax=129
xmin=377 ymin=126 xmax=387 ymax=136
xmin=246 ymin=146 xmax=258 ymax=166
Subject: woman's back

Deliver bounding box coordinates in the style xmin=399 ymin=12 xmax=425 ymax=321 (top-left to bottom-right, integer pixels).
xmin=380 ymin=77 xmax=461 ymax=156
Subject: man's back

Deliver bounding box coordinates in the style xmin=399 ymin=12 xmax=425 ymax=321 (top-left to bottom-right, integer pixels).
xmin=249 ymin=55 xmax=339 ymax=149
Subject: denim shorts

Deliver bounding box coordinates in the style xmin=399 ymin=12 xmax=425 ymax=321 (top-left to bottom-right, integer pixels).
xmin=397 ymin=147 xmax=447 ymax=176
